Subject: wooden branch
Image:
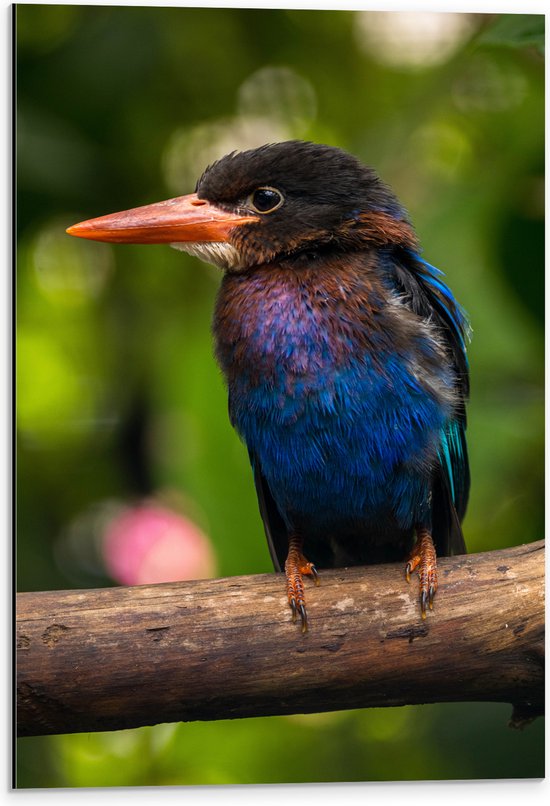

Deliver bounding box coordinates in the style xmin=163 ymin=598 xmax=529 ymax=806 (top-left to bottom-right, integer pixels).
xmin=16 ymin=541 xmax=544 ymax=737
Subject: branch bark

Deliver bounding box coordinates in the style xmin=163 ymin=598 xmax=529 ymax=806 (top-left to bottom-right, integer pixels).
xmin=16 ymin=540 xmax=544 ymax=737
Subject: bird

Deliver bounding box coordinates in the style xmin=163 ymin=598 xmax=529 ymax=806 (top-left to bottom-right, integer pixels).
xmin=67 ymin=140 xmax=470 ymax=632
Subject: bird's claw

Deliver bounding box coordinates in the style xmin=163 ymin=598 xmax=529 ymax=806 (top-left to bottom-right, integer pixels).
xmin=299 ymin=604 xmax=308 ymax=633
xmin=288 ymin=596 xmax=308 ymax=631
xmin=420 ymin=589 xmax=428 ymax=619
xmin=404 ymin=529 xmax=438 ymax=618
xmin=286 ymin=580 xmax=311 ymax=632
xmin=289 ymin=598 xmax=298 ymax=622
xmin=310 ymin=564 xmax=320 ymax=586
xmin=285 ymin=537 xmax=318 ymax=632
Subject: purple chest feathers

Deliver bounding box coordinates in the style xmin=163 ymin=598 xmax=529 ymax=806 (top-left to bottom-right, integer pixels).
xmin=215 ymin=258 xmax=378 ymax=391
xmin=214 ymin=256 xmax=454 ymax=415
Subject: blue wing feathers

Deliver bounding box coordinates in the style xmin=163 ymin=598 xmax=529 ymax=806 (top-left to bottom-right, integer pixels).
xmin=392 ymin=249 xmax=470 ymax=554
xmin=438 ymin=419 xmax=469 ymax=523
xmin=408 ymin=251 xmax=471 ymax=357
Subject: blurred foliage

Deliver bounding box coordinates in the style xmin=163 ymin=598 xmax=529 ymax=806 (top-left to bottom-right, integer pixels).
xmin=16 ymin=4 xmax=544 ymax=789
xmin=477 ymin=13 xmax=545 ymax=53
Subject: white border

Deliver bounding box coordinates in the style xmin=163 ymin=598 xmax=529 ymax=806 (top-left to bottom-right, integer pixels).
xmin=7 ymin=1 xmax=548 ymax=804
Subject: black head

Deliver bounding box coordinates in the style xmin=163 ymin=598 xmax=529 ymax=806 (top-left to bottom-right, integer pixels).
xmin=194 ymin=141 xmax=413 ymax=268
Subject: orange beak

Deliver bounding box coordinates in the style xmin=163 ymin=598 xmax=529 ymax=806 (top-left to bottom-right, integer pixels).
xmin=66 ymin=193 xmax=258 ymax=244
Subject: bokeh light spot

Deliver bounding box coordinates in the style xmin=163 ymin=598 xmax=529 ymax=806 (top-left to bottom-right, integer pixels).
xmin=237 ymin=66 xmax=317 ymax=133
xmin=163 ymin=116 xmax=291 ymax=195
xmin=32 ymin=220 xmax=113 ymax=307
xmin=453 ymin=55 xmax=528 ymax=112
xmin=103 ymin=500 xmax=217 ymax=585
xmin=410 ymin=120 xmax=473 ymax=180
xmin=355 ymin=11 xmax=476 ymax=69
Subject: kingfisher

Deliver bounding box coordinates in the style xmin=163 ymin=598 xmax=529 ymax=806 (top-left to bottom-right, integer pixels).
xmin=67 ymin=141 xmax=470 ymax=632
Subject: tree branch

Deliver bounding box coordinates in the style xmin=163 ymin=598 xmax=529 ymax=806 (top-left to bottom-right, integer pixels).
xmin=16 ymin=540 xmax=544 ymax=737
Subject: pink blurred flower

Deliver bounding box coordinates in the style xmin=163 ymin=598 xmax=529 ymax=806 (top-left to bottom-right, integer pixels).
xmin=103 ymin=501 xmax=216 ymax=586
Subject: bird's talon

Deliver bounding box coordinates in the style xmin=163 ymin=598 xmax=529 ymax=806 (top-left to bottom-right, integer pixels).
xmin=311 ymin=565 xmax=320 ymax=586
xmin=420 ymin=589 xmax=428 ymax=615
xmin=289 ymin=598 xmax=297 ymax=622
xmin=299 ymin=604 xmax=308 ymax=633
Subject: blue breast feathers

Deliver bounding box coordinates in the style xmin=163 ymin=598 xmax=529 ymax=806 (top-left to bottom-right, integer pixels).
xmin=230 ymin=361 xmax=452 ymax=531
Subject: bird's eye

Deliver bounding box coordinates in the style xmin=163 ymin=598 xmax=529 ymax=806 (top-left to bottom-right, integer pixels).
xmin=248 ymin=186 xmax=284 ymax=214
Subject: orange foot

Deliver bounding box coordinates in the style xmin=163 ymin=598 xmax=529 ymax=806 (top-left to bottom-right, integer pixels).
xmin=285 ymin=535 xmax=320 ymax=633
xmin=405 ymin=527 xmax=437 ymax=619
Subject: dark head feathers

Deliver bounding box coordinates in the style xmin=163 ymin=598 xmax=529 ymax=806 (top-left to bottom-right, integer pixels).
xmin=197 ymin=140 xmax=406 ymax=220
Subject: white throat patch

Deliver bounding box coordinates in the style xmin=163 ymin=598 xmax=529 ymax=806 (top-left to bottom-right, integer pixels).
xmin=170 ymin=241 xmax=243 ymax=271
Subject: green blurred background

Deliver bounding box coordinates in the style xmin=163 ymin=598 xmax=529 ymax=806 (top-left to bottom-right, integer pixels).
xmin=16 ymin=4 xmax=544 ymax=788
